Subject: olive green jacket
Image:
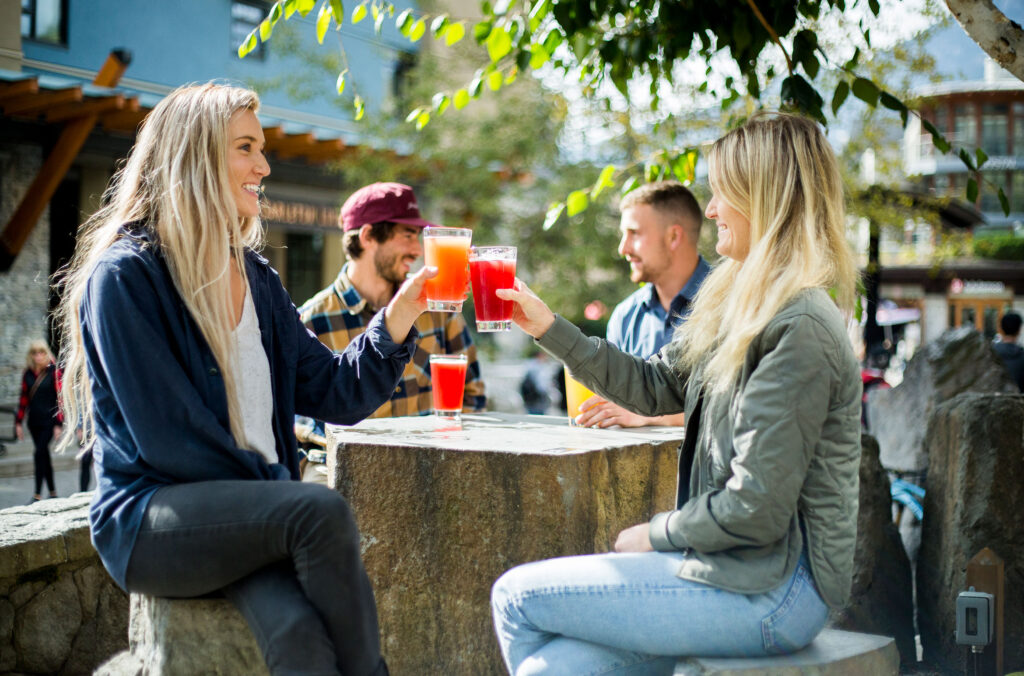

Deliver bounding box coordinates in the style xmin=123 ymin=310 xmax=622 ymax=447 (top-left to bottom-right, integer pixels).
xmin=538 ymin=288 xmax=861 ymax=609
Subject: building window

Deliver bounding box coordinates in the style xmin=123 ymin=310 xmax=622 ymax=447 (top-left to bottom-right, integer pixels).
xmin=231 ymin=1 xmax=268 ymax=59
xmin=954 ymin=104 xmax=976 ymax=149
xmin=1013 ymin=103 xmax=1024 ymax=155
xmin=1012 ymin=172 xmax=1024 ymax=212
xmin=979 ymin=171 xmax=1007 ymax=212
xmin=934 ymin=106 xmax=949 ymax=135
xmin=981 ymin=104 xmax=1008 ymax=156
xmin=284 ymin=232 xmax=324 ymax=306
xmin=21 ymin=0 xmax=67 ymax=45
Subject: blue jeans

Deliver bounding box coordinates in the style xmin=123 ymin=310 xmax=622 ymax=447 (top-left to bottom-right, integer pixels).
xmin=491 ymin=550 xmax=828 ymax=676
xmin=125 ymin=480 xmax=386 ymax=676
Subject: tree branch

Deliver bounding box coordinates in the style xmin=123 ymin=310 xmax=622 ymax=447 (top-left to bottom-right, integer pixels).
xmin=746 ymin=0 xmax=793 ymax=72
xmin=945 ymin=0 xmax=1024 ymax=82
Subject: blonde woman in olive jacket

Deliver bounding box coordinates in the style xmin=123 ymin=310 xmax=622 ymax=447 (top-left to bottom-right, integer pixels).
xmin=492 ymin=114 xmax=862 ymax=676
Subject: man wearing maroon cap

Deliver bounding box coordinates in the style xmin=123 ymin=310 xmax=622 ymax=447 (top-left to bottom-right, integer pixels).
xmin=296 ymin=183 xmax=485 ymax=450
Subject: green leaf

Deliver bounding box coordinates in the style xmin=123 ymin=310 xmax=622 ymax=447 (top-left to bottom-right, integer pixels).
xmin=976 ymin=148 xmax=989 ymax=169
xmin=486 ymin=26 xmax=513 ymax=62
xmin=922 ymin=119 xmax=951 ymax=153
xmin=879 ymin=92 xmax=906 ymax=113
xmin=780 ymin=74 xmax=825 ymax=124
xmin=998 ymin=187 xmax=1010 ymax=216
xmin=396 ymin=9 xmax=413 ymax=35
xmin=444 ymin=22 xmax=465 ymax=45
xmin=528 ymin=0 xmax=550 ymax=22
xmin=620 ymin=176 xmax=640 ymax=196
xmin=329 ymin=0 xmax=344 ymax=24
xmin=432 ymin=92 xmax=450 ymax=114
xmin=336 ymin=70 xmax=347 ymax=94
xmin=405 ymin=107 xmax=422 ymax=123
xmin=474 ymin=20 xmax=493 ymax=43
xmin=371 ymin=3 xmax=379 ymax=20
xmin=410 ymin=17 xmax=426 ymax=41
xmin=566 ymin=189 xmax=588 ymax=217
xmin=453 ymin=88 xmax=470 ymax=109
xmin=529 ymin=43 xmax=550 ymax=69
xmin=672 ymin=151 xmax=698 ymax=185
xmin=470 ymin=74 xmax=484 ymax=98
xmin=270 ymin=1 xmax=283 ymax=22
xmin=486 ymin=69 xmax=503 ymax=91
xmin=591 ymin=164 xmax=615 ymax=199
xmin=238 ymin=30 xmax=258 ymax=58
xmin=415 ymin=111 xmax=430 ymax=130
xmin=354 ymin=95 xmax=365 ymax=120
xmin=316 ymin=2 xmax=332 ymax=43
xmin=431 ymin=14 xmax=449 ymax=35
xmin=504 ymin=66 xmax=518 ymax=85
xmin=259 ymin=18 xmax=273 ymax=41
xmin=374 ymin=9 xmax=385 ymax=34
xmin=296 ymin=0 xmax=316 ymax=15
xmin=868 ymin=0 xmax=880 ymax=15
xmin=966 ymin=177 xmax=978 ymax=203
xmin=352 ymin=3 xmax=367 ymax=23
xmin=284 ymin=0 xmax=298 ymax=18
xmin=542 ymin=202 xmax=564 ymax=230
xmin=959 ymin=148 xmax=976 ymax=171
xmin=851 ymin=77 xmax=879 ymax=107
xmin=831 ymin=81 xmax=849 ymax=117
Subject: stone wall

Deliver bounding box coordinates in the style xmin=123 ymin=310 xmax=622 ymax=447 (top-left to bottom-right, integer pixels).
xmin=917 ymin=392 xmax=1024 ymax=673
xmin=0 ymin=493 xmax=128 ymax=675
xmin=0 ymin=143 xmax=51 ymax=401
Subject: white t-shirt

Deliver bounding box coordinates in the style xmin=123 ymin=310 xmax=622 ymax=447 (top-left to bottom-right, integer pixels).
xmin=231 ymin=288 xmax=277 ymax=466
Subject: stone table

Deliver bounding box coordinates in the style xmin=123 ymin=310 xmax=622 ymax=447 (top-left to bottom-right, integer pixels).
xmin=325 ymin=412 xmax=684 ymax=675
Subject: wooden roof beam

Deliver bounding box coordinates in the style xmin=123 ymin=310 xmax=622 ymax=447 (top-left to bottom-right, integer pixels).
xmin=46 ymin=94 xmax=129 ymax=123
xmin=0 ymin=79 xmax=40 ymax=102
xmin=2 ymin=87 xmax=82 ymax=116
xmin=266 ymin=132 xmax=316 ymax=159
xmin=99 ymin=105 xmax=147 ymax=133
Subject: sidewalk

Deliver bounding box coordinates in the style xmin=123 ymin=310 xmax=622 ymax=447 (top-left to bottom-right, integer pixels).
xmin=0 ymin=436 xmax=88 ymax=509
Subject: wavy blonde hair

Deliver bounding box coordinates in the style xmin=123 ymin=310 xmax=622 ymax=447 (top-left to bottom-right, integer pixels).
xmin=56 ymin=83 xmax=264 ymax=452
xmin=25 ymin=340 xmax=54 ymax=369
xmin=675 ymin=113 xmax=858 ymax=393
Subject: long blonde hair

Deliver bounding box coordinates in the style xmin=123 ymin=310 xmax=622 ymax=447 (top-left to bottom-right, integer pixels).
xmin=675 ymin=113 xmax=857 ymax=393
xmin=56 ymin=83 xmax=264 ymax=452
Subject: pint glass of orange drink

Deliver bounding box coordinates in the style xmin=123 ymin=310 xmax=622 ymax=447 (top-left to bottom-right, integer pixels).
xmin=423 ymin=227 xmax=472 ymax=312
xmin=564 ymin=365 xmax=597 ymax=426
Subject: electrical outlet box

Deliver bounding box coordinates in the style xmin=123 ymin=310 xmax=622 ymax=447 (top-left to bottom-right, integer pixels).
xmin=955 ymin=589 xmax=994 ymax=647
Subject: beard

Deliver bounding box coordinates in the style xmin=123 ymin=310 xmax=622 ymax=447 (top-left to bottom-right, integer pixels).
xmin=374 ymin=247 xmax=408 ymax=294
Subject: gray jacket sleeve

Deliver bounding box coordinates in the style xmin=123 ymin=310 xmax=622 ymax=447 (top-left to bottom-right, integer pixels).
xmin=536 ymin=315 xmax=689 ymax=417
xmin=649 ymin=312 xmax=839 ymax=553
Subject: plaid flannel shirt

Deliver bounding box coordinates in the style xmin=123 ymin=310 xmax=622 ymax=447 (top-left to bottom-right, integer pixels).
xmin=298 ymin=264 xmax=486 ymax=418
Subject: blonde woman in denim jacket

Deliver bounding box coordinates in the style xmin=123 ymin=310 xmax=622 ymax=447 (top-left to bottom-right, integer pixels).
xmin=492 ymin=113 xmax=861 ymax=675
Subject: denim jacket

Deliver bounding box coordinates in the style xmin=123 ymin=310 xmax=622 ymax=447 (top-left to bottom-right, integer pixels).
xmin=538 ymin=288 xmax=861 ymax=609
xmin=81 ymin=228 xmax=417 ymax=589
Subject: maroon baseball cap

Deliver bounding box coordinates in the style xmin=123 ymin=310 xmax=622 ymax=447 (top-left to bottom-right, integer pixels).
xmin=340 ymin=182 xmax=439 ymax=231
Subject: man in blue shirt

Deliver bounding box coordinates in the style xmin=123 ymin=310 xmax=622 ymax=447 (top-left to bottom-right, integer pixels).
xmin=575 ymin=180 xmax=709 ymax=428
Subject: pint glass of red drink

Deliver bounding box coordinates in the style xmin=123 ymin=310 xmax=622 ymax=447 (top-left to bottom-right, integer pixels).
xmin=469 ymin=246 xmax=516 ymax=332
xmin=429 ymin=354 xmax=468 ymax=422
xmin=423 ymin=227 xmax=472 ymax=312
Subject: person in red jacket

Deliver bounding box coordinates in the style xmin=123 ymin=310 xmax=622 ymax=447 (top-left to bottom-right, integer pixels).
xmin=15 ymin=340 xmax=63 ymax=501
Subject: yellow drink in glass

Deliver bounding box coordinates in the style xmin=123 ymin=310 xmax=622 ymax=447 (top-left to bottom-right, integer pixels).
xmin=564 ymin=365 xmax=596 ymax=426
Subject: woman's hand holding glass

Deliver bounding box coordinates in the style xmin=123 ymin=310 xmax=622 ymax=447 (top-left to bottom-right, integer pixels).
xmin=385 ymin=265 xmax=437 ymax=344
xmin=494 ymin=279 xmax=556 ymax=339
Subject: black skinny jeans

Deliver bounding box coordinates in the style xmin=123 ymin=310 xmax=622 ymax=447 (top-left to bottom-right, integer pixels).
xmin=29 ymin=424 xmax=55 ymax=495
xmin=124 ymin=480 xmax=387 ymax=676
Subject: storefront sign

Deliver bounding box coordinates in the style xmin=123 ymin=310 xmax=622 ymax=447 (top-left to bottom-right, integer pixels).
xmin=262 ymin=199 xmax=338 ymax=230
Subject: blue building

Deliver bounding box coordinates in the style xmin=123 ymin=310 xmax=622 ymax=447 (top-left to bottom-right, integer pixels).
xmin=0 ymin=0 xmax=425 ymax=397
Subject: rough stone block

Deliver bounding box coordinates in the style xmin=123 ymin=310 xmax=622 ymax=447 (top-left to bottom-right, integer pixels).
xmin=327 ymin=414 xmax=681 ymax=675
xmin=126 ymin=594 xmax=268 ymax=675
xmin=14 ymin=573 xmax=82 ymax=674
xmin=673 ymin=628 xmax=898 ymax=675
xmin=917 ymin=392 xmax=1024 ymax=672
xmin=827 ymin=435 xmax=915 ymax=666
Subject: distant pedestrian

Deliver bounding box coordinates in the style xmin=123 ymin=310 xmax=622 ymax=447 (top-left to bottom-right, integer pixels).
xmin=993 ymin=311 xmax=1024 ymax=391
xmin=14 ymin=340 xmax=63 ymax=502
xmin=519 ymin=351 xmax=552 ymax=415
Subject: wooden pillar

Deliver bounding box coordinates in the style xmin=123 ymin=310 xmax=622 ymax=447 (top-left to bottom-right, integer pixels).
xmin=966 ymin=547 xmax=1004 ymax=676
xmin=0 ymin=49 xmax=131 ymax=271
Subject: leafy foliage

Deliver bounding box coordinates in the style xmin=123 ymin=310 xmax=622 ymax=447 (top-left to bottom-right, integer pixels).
xmin=972 ymin=234 xmax=1024 ymax=261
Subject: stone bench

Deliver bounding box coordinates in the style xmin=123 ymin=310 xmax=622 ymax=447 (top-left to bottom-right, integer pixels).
xmin=97 ymin=596 xmax=896 ymax=676
xmin=95 ymin=594 xmax=267 ymax=676
xmin=674 ymin=629 xmax=898 ymax=675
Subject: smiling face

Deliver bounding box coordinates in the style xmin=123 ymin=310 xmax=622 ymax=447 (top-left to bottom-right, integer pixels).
xmin=373 ymin=224 xmax=424 ymax=287
xmin=226 ymin=109 xmax=270 ymax=218
xmin=705 ymin=192 xmax=752 ymax=262
xmin=617 ymin=203 xmax=674 ymax=284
